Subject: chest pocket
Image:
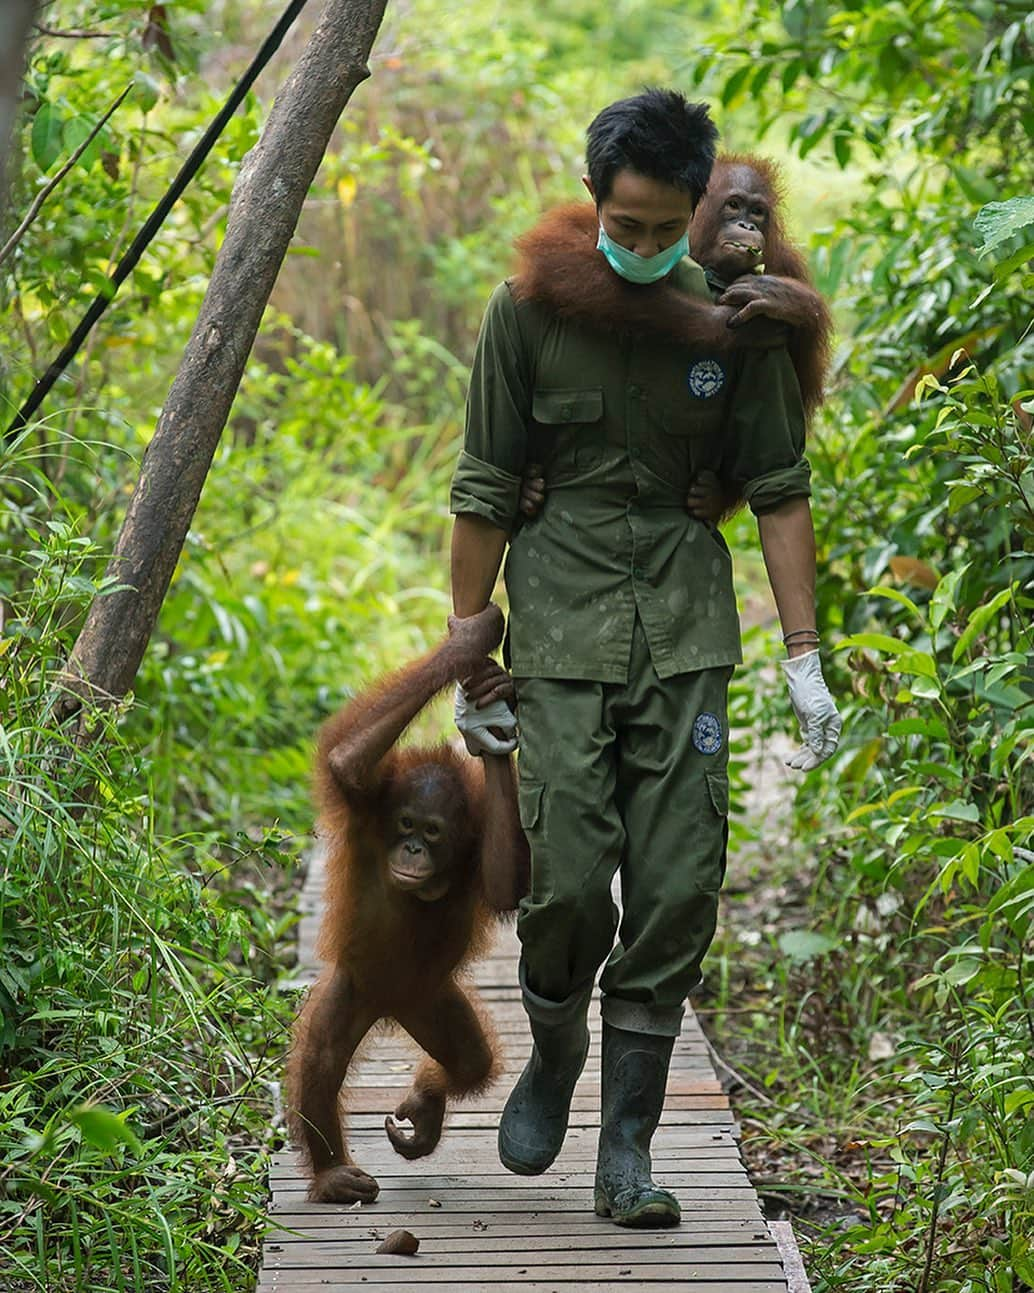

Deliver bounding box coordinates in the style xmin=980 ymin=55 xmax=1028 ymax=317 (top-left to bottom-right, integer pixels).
xmin=644 ymin=393 xmax=726 ymax=485
xmin=531 ymin=387 xmax=604 ymax=478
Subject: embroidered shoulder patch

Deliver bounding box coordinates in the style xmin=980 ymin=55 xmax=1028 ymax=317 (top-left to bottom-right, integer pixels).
xmin=691 ymin=712 xmax=723 ymax=755
xmin=687 ymin=359 xmax=725 ymax=399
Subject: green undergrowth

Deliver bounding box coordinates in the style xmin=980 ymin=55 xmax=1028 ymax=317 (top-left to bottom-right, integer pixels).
xmin=706 ymin=364 xmax=1034 ymax=1293
xmin=0 ymin=516 xmax=293 ymax=1291
xmin=0 ymin=314 xmax=464 ymax=1284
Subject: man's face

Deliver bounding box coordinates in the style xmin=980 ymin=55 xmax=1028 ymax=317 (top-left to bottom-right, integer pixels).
xmin=584 ymin=168 xmax=696 ymax=258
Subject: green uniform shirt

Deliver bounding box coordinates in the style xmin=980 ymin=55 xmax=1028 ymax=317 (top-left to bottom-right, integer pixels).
xmin=450 ymin=258 xmax=811 ymax=682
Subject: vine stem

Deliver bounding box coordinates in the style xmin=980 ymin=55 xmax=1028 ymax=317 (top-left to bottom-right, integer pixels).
xmin=918 ymin=1051 xmax=959 ymax=1293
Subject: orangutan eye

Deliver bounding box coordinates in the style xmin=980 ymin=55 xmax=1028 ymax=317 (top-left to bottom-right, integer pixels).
xmin=399 ymin=815 xmax=413 ymax=833
xmin=425 ymin=823 xmax=441 ymax=841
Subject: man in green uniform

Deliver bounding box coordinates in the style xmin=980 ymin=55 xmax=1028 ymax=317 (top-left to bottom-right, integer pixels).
xmin=448 ymin=89 xmax=841 ymax=1228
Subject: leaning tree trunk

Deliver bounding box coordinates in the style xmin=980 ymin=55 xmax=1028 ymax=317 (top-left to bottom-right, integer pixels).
xmin=58 ymin=0 xmax=387 ymax=721
xmin=0 ymin=0 xmax=37 ymax=200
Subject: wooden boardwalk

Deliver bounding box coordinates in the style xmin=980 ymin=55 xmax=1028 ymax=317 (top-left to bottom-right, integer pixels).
xmin=260 ymin=854 xmax=805 ymax=1291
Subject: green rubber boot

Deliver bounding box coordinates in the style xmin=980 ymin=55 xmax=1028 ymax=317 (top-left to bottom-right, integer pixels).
xmin=594 ymin=1023 xmax=681 ymax=1227
xmin=498 ymin=966 xmax=591 ymax=1176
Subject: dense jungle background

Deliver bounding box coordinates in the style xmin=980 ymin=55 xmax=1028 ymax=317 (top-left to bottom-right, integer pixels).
xmin=1 ymin=0 xmax=1031 ymax=1289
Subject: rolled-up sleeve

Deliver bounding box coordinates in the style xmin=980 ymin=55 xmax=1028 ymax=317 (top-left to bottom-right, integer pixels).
xmin=449 ymin=281 xmax=530 ymax=531
xmin=724 ymin=348 xmax=812 ymax=516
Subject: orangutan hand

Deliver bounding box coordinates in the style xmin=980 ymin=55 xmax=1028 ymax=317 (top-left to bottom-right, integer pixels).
xmin=686 ymin=470 xmax=724 ymax=524
xmin=519 ymin=463 xmax=546 ymax=518
xmin=721 ymin=275 xmax=821 ymax=329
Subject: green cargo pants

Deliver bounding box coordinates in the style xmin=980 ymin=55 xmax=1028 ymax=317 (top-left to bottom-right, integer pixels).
xmin=515 ymin=616 xmax=731 ymax=1037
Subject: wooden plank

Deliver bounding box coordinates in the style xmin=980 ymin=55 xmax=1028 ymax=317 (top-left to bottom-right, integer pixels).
xmin=336 ymin=1089 xmax=730 ymax=1112
xmin=258 ymin=1279 xmax=788 ymax=1292
xmin=267 ymin=1219 xmax=771 ymax=1243
xmin=262 ymin=1255 xmax=787 ymax=1276
xmin=269 ymin=1157 xmax=746 ymax=1180
xmin=268 ymin=1202 xmax=764 ymax=1224
xmin=269 ymin=1234 xmax=774 ymax=1254
xmin=333 ymin=1111 xmax=738 ymax=1130
xmin=272 ymin=1175 xmax=755 ymax=1195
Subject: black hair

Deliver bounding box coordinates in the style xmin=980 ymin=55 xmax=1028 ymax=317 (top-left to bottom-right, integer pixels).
xmin=586 ymin=88 xmax=718 ymax=205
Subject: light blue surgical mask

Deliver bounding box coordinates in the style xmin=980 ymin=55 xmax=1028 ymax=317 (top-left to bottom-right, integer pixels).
xmin=596 ymin=223 xmax=689 ymax=284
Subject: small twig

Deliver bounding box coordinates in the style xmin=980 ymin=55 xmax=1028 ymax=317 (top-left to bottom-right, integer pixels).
xmin=33 ymin=25 xmax=114 ymax=39
xmin=698 ymin=1029 xmax=777 ymax=1106
xmin=0 ymin=83 xmax=130 ymax=269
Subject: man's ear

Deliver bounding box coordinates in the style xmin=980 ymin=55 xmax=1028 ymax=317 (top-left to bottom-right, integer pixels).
xmin=581 ymin=175 xmax=596 ymax=203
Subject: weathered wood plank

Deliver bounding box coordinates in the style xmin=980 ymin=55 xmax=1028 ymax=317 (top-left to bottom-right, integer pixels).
xmin=258 ymin=1279 xmax=788 ymax=1292
xmin=266 ymin=1194 xmax=765 ymax=1215
xmin=268 ymin=1234 xmax=774 ymax=1254
xmin=332 ymin=1110 xmax=738 ymax=1131
xmin=262 ymin=1255 xmax=787 ymax=1277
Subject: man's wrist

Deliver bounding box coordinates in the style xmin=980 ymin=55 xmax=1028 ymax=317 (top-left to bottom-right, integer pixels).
xmin=783 ymin=627 xmax=819 ymax=659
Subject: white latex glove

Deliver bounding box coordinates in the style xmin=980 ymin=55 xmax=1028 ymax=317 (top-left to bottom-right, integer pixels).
xmin=453 ymin=683 xmax=518 ymax=756
xmin=780 ymin=649 xmax=842 ymax=771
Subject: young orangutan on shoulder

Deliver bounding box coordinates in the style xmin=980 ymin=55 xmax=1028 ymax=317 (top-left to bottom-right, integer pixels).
xmin=515 ymin=153 xmax=832 ymax=526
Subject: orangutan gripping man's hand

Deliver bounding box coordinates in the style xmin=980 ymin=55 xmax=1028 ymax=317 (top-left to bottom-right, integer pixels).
xmin=719 ymin=275 xmax=824 ymax=330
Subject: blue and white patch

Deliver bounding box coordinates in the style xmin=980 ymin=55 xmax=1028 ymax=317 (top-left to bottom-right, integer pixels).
xmin=691 ymin=712 xmax=723 ymax=756
xmin=687 ymin=358 xmax=726 ymax=399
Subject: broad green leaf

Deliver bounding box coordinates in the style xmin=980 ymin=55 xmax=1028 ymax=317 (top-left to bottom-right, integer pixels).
xmin=930 ymin=563 xmax=970 ymax=631
xmin=132 ymin=70 xmax=161 ymax=113
xmin=940 ymin=958 xmax=980 ymax=986
xmin=837 ymin=632 xmax=905 ymax=656
xmin=952 ymin=586 xmax=1015 ymax=661
xmin=975 ymin=196 xmax=1034 ymax=257
xmin=62 ymin=116 xmax=102 ymax=171
xmin=895 ymin=649 xmax=938 ymax=680
xmin=992 ymin=239 xmax=1034 ymax=282
xmin=866 ymin=584 xmax=923 ymax=620
xmin=988 ymin=862 xmax=1034 ymax=914
xmin=888 ymin=717 xmax=949 ymax=740
xmin=720 ymin=66 xmax=753 ymax=107
xmin=780 ymin=57 xmax=802 ymax=94
xmin=31 ymin=102 xmax=64 ymax=172
xmin=778 ymin=930 xmax=838 ymax=962
xmin=69 ymin=1105 xmax=142 ymax=1155
xmin=932 ymin=800 xmax=980 ymax=823
xmin=902 ymin=1118 xmax=941 ymax=1135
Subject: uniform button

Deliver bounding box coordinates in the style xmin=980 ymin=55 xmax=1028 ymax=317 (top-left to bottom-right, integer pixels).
xmin=560 ymin=403 xmax=573 ymax=420
xmin=632 ymin=565 xmax=645 ymax=579
xmin=628 ymin=384 xmax=641 ymax=397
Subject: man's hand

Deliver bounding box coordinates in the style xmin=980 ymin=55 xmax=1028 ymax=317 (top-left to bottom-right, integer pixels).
xmin=454 ymin=681 xmax=517 ymax=756
xmin=780 ymin=649 xmax=841 ymax=771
